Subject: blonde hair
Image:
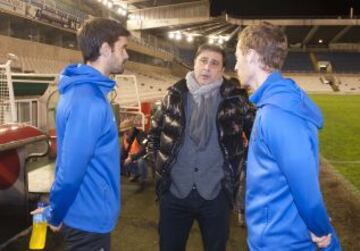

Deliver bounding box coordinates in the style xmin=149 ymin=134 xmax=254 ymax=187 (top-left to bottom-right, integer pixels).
xmin=237 ymin=22 xmax=288 ymax=72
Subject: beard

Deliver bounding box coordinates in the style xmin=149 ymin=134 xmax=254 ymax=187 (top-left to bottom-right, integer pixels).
xmin=114 ymin=67 xmax=124 ymax=75
xmin=111 ymin=59 xmax=127 ymax=75
xmin=111 ymin=65 xmax=124 ymax=75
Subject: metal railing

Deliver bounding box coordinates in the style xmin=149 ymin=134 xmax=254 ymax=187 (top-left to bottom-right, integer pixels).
xmin=14 ymin=98 xmax=40 ymax=127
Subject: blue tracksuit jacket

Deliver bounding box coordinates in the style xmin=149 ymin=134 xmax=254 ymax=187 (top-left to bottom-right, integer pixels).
xmin=44 ymin=64 xmax=120 ymax=233
xmin=246 ymin=72 xmax=341 ymax=250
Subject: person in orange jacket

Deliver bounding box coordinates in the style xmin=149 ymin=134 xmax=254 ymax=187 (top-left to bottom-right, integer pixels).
xmin=121 ymin=121 xmax=148 ymax=189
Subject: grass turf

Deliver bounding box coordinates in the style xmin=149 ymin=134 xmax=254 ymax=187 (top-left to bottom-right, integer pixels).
xmin=311 ymin=94 xmax=360 ymax=191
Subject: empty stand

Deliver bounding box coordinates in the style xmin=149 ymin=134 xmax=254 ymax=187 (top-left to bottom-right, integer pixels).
xmin=283 ymin=52 xmax=314 ymax=72
xmin=284 ymin=73 xmax=334 ymax=93
xmin=336 ymin=75 xmax=360 ymax=92
xmin=316 ymin=52 xmax=360 ymax=73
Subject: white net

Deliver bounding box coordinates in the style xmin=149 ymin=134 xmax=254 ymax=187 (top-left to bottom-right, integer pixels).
xmin=113 ymin=75 xmax=145 ymax=131
xmin=114 ymin=75 xmax=141 ymax=107
xmin=0 ymin=65 xmax=13 ymax=124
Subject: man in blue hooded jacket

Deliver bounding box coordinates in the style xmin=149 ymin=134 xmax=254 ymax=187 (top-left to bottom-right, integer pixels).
xmin=31 ymin=18 xmax=130 ymax=250
xmin=235 ymin=22 xmax=341 ymax=251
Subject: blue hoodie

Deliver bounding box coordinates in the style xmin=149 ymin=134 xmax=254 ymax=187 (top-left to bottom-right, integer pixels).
xmin=246 ymin=72 xmax=341 ymax=250
xmin=44 ymin=64 xmax=120 ymax=233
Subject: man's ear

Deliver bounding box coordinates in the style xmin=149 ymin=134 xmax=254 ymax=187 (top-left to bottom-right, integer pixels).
xmin=247 ymin=49 xmax=260 ymax=65
xmin=99 ymin=42 xmax=111 ymax=58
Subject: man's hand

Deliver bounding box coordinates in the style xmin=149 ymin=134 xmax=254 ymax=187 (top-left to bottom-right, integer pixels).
xmin=124 ymin=157 xmax=132 ymax=165
xmin=48 ymin=223 xmax=62 ymax=232
xmin=30 ymin=208 xmax=62 ymax=232
xmin=311 ymin=232 xmax=332 ymax=249
xmin=30 ymin=207 xmax=44 ymax=216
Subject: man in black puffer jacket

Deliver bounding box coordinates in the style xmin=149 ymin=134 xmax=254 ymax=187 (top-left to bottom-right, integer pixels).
xmin=148 ymin=43 xmax=254 ymax=251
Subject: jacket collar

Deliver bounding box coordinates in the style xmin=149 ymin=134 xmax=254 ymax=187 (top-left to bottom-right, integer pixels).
xmin=170 ymin=78 xmax=239 ymax=99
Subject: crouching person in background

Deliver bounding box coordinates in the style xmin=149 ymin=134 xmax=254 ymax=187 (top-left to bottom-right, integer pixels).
xmin=121 ymin=120 xmax=148 ymax=191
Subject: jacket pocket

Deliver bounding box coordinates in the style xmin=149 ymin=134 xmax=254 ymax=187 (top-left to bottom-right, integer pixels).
xmin=102 ymin=184 xmax=111 ymax=227
xmin=260 ymin=206 xmax=270 ymax=246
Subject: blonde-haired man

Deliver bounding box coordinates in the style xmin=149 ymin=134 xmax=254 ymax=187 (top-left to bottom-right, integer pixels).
xmin=236 ymin=22 xmax=341 ymax=251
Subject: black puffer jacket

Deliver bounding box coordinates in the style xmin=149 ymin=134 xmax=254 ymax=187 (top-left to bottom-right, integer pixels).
xmin=148 ymin=78 xmax=255 ymax=206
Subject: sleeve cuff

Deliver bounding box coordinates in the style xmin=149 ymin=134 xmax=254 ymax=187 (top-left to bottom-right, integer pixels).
xmin=43 ymin=206 xmax=62 ymax=227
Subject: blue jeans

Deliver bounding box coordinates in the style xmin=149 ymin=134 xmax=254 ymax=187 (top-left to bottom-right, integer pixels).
xmin=127 ymin=158 xmax=147 ymax=181
xmin=159 ymin=188 xmax=230 ymax=251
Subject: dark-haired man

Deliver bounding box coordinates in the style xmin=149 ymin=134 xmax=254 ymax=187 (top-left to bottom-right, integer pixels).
xmin=32 ymin=17 xmax=130 ymax=251
xmin=148 ymin=43 xmax=254 ymax=251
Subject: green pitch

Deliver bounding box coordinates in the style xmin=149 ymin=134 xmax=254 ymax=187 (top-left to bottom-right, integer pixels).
xmin=311 ymin=94 xmax=360 ymax=191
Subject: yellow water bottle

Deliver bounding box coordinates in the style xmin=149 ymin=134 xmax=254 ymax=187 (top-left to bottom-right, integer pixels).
xmin=29 ymin=202 xmax=48 ymax=250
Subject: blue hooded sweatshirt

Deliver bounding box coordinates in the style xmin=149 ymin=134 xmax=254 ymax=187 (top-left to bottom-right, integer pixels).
xmin=44 ymin=64 xmax=120 ymax=233
xmin=246 ymin=72 xmax=341 ymax=250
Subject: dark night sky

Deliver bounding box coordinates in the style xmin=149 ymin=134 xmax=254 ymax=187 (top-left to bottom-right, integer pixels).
xmin=210 ymin=0 xmax=359 ymax=18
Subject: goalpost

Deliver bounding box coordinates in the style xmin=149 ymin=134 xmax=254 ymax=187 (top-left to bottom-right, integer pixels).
xmin=0 ymin=58 xmax=17 ymax=124
xmin=113 ymin=74 xmax=146 ymax=131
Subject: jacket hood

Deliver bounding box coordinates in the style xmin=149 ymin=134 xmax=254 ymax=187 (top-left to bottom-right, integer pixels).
xmin=58 ymin=64 xmax=115 ymax=95
xmin=250 ymin=72 xmax=323 ymax=128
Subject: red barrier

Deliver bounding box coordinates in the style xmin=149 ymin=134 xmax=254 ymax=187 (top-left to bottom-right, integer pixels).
xmin=0 ymin=123 xmax=48 ymax=192
xmin=48 ymin=128 xmax=57 ymax=159
xmin=0 ymin=123 xmax=49 ymax=244
xmin=141 ymin=102 xmax=152 ymax=133
xmin=0 ymin=124 xmax=46 ymax=147
xmin=0 ymin=150 xmax=20 ymax=190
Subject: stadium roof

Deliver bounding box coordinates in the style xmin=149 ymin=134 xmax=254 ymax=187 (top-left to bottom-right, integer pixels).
xmin=121 ymin=0 xmax=360 ymax=50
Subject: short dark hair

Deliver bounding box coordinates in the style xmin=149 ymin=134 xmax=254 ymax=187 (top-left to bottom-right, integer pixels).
xmin=237 ymin=22 xmax=287 ymax=72
xmin=77 ymin=17 xmax=130 ymax=63
xmin=194 ymin=43 xmax=226 ymax=67
xmin=229 ymin=77 xmax=240 ymax=86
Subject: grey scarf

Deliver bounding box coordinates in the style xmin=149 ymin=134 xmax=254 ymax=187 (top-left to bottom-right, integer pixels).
xmin=185 ymin=71 xmax=223 ymax=150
